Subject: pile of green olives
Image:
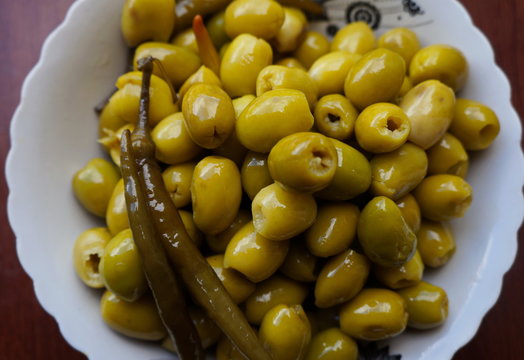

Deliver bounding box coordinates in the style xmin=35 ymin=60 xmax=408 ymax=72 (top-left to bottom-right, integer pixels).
xmin=72 ymin=0 xmax=501 ymax=359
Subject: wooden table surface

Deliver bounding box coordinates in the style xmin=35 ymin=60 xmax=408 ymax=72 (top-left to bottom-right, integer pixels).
xmin=0 ymin=1 xmax=523 ymax=359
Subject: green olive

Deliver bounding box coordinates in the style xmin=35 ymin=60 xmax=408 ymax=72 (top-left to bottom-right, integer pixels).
xmin=410 ymin=44 xmax=468 ymax=91
xmin=220 ymin=33 xmax=273 ymax=97
xmin=305 ymin=202 xmax=359 ymax=257
xmin=397 ymin=281 xmax=449 ymax=329
xmin=178 ymin=65 xmax=223 ymax=103
xmin=276 ymin=57 xmax=307 ymax=70
xmin=224 ymin=222 xmax=289 ymax=283
xmin=294 ymin=31 xmax=330 ymax=69
xmin=99 ymin=123 xmax=135 ymax=167
xmin=179 ymin=209 xmax=203 ymax=247
xmin=417 ymin=220 xmax=456 ymax=268
xmin=98 ymin=102 xmax=127 ymax=140
xmin=427 ymin=132 xmax=469 ymax=177
xmin=378 ymin=27 xmax=421 ymax=66
xmin=72 ymin=158 xmax=120 ymax=217
xmin=207 ymin=254 xmax=256 ymax=304
xmin=206 ymin=209 xmax=252 ymax=253
xmin=395 ymin=193 xmax=421 ymax=233
xmin=244 ymin=274 xmax=308 ymax=325
xmin=374 ymin=250 xmax=424 ymax=289
xmin=171 ymin=28 xmax=198 ymax=53
xmin=161 ymin=162 xmax=196 ymax=208
xmin=280 ymin=239 xmax=318 ymax=282
xmin=259 ymin=304 xmax=311 ymax=360
xmin=395 ymin=75 xmax=413 ymax=104
xmin=191 ymin=156 xmax=242 ymax=235
xmin=339 ymin=288 xmax=408 ymax=341
xmin=224 ymin=0 xmax=285 ymax=40
xmin=331 ymin=21 xmax=375 ymax=55
xmin=414 ymin=174 xmax=472 ymax=221
xmin=344 ymin=49 xmax=406 ymax=110
xmin=216 ymin=336 xmax=246 ymax=360
xmin=308 ymin=51 xmax=361 ymax=97
xmin=355 ymin=102 xmax=411 ymax=153
xmin=252 ymin=183 xmax=317 ymax=241
xmin=100 ymin=229 xmax=147 ymax=302
xmin=315 ymin=249 xmax=370 ymax=308
xmin=151 ymin=112 xmax=202 ymax=164
xmin=236 ymin=89 xmax=314 ymax=153
xmin=73 ymin=227 xmax=112 ymax=288
xmin=271 ymin=7 xmax=307 ymax=53
xmin=106 ymin=179 xmax=129 ymax=236
xmin=207 ymin=11 xmax=230 ymax=49
xmin=370 ymin=143 xmax=428 ymax=200
xmin=400 ymin=79 xmax=456 ymax=149
xmin=357 ymin=196 xmax=417 ymax=267
xmin=314 ymin=94 xmax=358 ymax=141
xmin=315 ymin=139 xmax=371 ymax=201
xmin=450 ymin=98 xmax=500 ymax=150
xmin=241 ymin=151 xmax=273 ymax=200
xmin=100 ymin=290 xmax=166 ymax=341
xmin=305 ymin=328 xmax=358 ymax=360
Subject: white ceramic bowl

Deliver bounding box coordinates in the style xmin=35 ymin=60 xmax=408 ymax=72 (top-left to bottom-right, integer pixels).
xmin=6 ymin=0 xmax=524 ymax=359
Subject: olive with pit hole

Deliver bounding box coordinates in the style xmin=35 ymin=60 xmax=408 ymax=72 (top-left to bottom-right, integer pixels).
xmin=427 ymin=132 xmax=469 ymax=178
xmin=314 ymin=94 xmax=358 ymax=141
xmin=73 ymin=227 xmax=112 ymax=288
xmin=162 ymin=162 xmax=196 ymax=208
xmin=417 ymin=220 xmax=456 ymax=268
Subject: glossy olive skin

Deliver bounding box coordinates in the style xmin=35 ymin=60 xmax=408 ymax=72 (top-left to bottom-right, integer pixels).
xmin=245 ymin=275 xmax=308 ymax=325
xmin=268 ymin=132 xmax=337 ymax=192
xmin=315 ymin=139 xmax=371 ymax=201
xmin=106 ymin=179 xmax=129 ymax=236
xmin=395 ymin=76 xmax=413 ymax=104
xmin=121 ymin=0 xmax=175 ymax=47
xmin=220 ymin=33 xmax=273 ymax=97
xmin=256 ymin=65 xmax=318 ymax=108
xmin=207 ymin=11 xmax=230 ymax=49
xmin=417 ymin=220 xmax=456 ymax=268
xmin=309 ymin=51 xmax=361 ymax=97
xmin=73 ymin=227 xmax=112 ymax=288
xmin=450 ymin=98 xmax=500 ymax=150
xmin=276 ymin=57 xmax=307 ymax=70
xmin=374 ymin=250 xmax=424 ymax=289
xmin=172 ymin=28 xmax=198 ymax=54
xmin=294 ymin=31 xmax=330 ymax=69
xmin=224 ymin=0 xmax=285 ymax=40
xmin=207 ymin=254 xmax=256 ymax=304
xmin=224 ymin=222 xmax=289 ymax=283
xmin=182 ymin=83 xmax=235 ymax=149
xmin=358 ymin=196 xmax=417 ymax=267
xmin=397 ymin=281 xmax=449 ymax=329
xmin=345 ymin=49 xmax=405 ymax=110
xmin=100 ymin=290 xmax=166 ymax=341
xmin=178 ymin=65 xmax=222 ymax=102
xmin=410 ymin=44 xmax=468 ymax=91
xmin=427 ymin=133 xmax=469 ymax=177
xmin=414 ymin=174 xmax=472 ymax=222
xmin=331 ymin=21 xmax=375 ymax=55
xmin=305 ymin=202 xmax=359 ymax=257
xmin=237 ymin=89 xmax=314 ymax=153
xmin=73 ymin=158 xmax=120 ymax=217
xmin=259 ymin=304 xmax=311 ymax=360
xmin=314 ymin=94 xmax=358 ymax=141
xmin=133 ymin=42 xmax=201 ymax=88
xmin=378 ymin=27 xmax=420 ymax=66
xmin=191 ymin=156 xmax=242 ymax=234
xmin=315 ymin=250 xmax=370 ymax=308
xmin=271 ymin=7 xmax=307 ymax=53
xmin=370 ymin=143 xmax=428 ymax=200
xmin=162 ymin=162 xmax=196 ymax=208
xmin=206 ymin=209 xmax=251 ymax=253
xmin=98 ymin=102 xmax=127 ymax=140
xmin=179 ymin=209 xmax=203 ymax=247
xmin=280 ymin=240 xmax=318 ymax=282
xmin=252 ymin=183 xmax=317 ymax=241
xmin=100 ymin=229 xmax=147 ymax=302
xmin=151 ymin=113 xmax=202 ymax=164
xmin=339 ymin=288 xmax=408 ymax=341
xmin=305 ymin=328 xmax=358 ymax=360
xmin=241 ymin=151 xmax=273 ymax=200
xmin=400 ymin=79 xmax=456 ymax=149
xmin=396 ymin=193 xmax=421 ymax=233
xmin=216 ymin=336 xmax=246 ymax=360
xmin=355 ymin=103 xmax=411 ymax=153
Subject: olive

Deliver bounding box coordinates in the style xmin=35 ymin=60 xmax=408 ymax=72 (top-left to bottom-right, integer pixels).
xmin=417 ymin=220 xmax=456 ymax=268
xmin=271 ymin=7 xmax=307 ymax=53
xmin=354 ymin=103 xmax=411 ymax=153
xmin=73 ymin=227 xmax=112 ymax=288
xmin=98 ymin=102 xmax=127 ymax=140
xmin=206 ymin=209 xmax=252 ymax=253
xmin=232 ymin=94 xmax=257 ymax=118
xmin=99 ymin=123 xmax=135 ymax=167
xmin=223 ymin=222 xmax=289 ymax=283
xmin=315 ymin=249 xmax=370 ymax=308
xmin=72 ymin=158 xmax=120 ymax=217
xmin=395 ymin=193 xmax=421 ymax=233
xmin=252 ymin=183 xmax=317 ymax=241
xmin=450 ymin=98 xmax=500 ymax=150
xmin=207 ymin=254 xmax=256 ymax=304
xmin=224 ymin=0 xmax=285 ymax=40
xmin=394 ymin=75 xmax=413 ymax=104
xmin=305 ymin=328 xmax=358 ymax=360
xmin=357 ymin=196 xmax=417 ymax=267
xmin=314 ymin=94 xmax=358 ymax=141
xmin=330 ymin=21 xmax=375 ymax=55
xmin=427 ymin=132 xmax=469 ymax=177
xmin=259 ymin=304 xmax=311 ymax=360
xmin=414 ymin=174 xmax=472 ymax=221
xmin=161 ymin=162 xmax=196 ymax=208
xmin=378 ymin=27 xmax=421 ymax=66
xmin=305 ymin=202 xmax=359 ymax=257
xmin=294 ymin=31 xmax=330 ymax=69
xmin=207 ymin=11 xmax=230 ymax=49
xmin=178 ymin=65 xmax=222 ymax=103
xmin=172 ymin=28 xmax=198 ymax=54
xmin=308 ymin=51 xmax=361 ymax=97
xmin=191 ymin=156 xmax=242 ymax=235
xmin=339 ymin=288 xmax=408 ymax=341
xmin=179 ymin=209 xmax=203 ymax=247
xmin=280 ymin=239 xmax=318 ymax=282
xmin=100 ymin=290 xmax=166 ymax=341
xmin=344 ymin=49 xmax=406 ymax=110
xmin=106 ymin=179 xmax=129 ymax=236
xmin=100 ymin=229 xmax=147 ymax=302
xmin=374 ymin=250 xmax=424 ymax=289
xmin=370 ymin=143 xmax=428 ymax=200
xmin=241 ymin=151 xmax=273 ymax=200
xmin=276 ymin=57 xmax=307 ymax=70
xmin=397 ymin=281 xmax=449 ymax=329
xmin=244 ymin=274 xmax=308 ymax=325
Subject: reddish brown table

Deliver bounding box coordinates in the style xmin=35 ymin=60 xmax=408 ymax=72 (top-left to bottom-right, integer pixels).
xmin=1 ymin=1 xmax=523 ymax=359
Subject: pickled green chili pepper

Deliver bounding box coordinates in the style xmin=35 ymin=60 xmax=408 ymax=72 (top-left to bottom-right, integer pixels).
xmin=132 ymin=56 xmax=272 ymax=360
xmin=193 ymin=14 xmax=221 ymax=75
xmin=120 ymin=131 xmax=204 ymax=359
